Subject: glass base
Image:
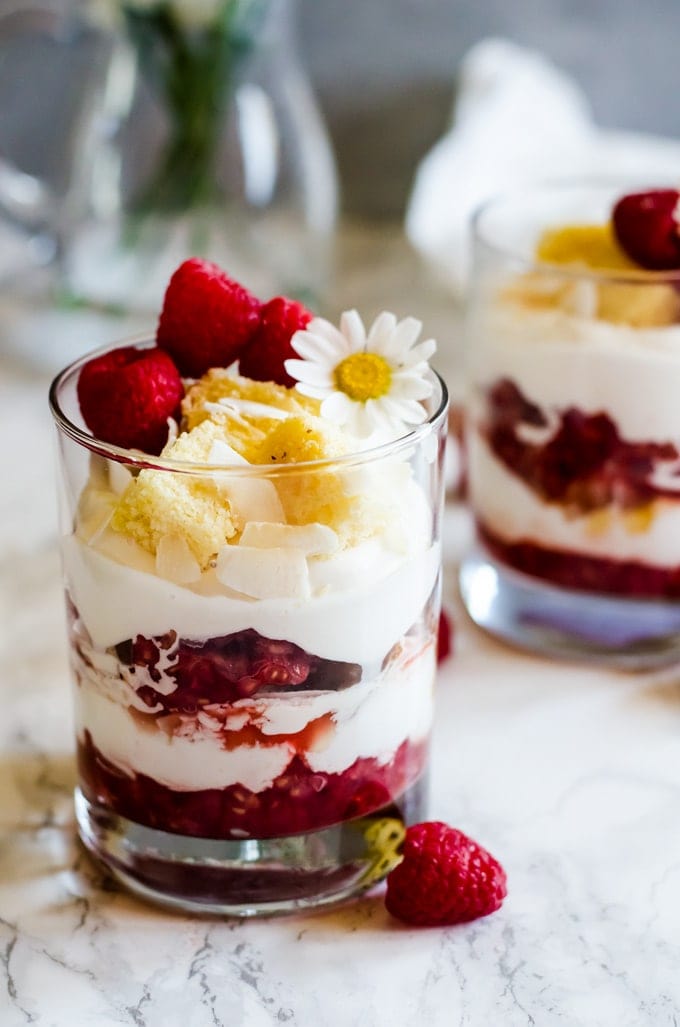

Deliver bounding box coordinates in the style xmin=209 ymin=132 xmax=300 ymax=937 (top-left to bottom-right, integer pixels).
xmin=75 ymin=776 xmax=426 ymax=916
xmin=459 ymin=547 xmax=680 ymax=669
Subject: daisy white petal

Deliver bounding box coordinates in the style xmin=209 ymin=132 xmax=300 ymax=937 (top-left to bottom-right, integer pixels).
xmin=339 ymin=309 xmax=367 ymax=352
xmin=293 ymin=383 xmax=332 ymax=400
xmin=398 ymin=337 xmax=437 ymax=367
xmin=320 ymin=391 xmax=354 ymax=425
xmin=382 ymin=396 xmax=428 ymax=424
xmin=365 ymin=398 xmax=396 ymax=434
xmin=362 ymin=400 xmax=383 ymax=432
xmin=352 ymin=402 xmax=379 ymax=438
xmin=339 ymin=405 xmax=363 ymax=438
xmin=387 ymin=316 xmax=423 ymax=358
xmin=366 ymin=312 xmax=398 ymax=354
xmin=291 ymin=328 xmax=348 ymax=364
xmin=390 ymin=375 xmax=435 ymax=401
xmin=284 ymin=359 xmax=334 ymax=389
xmin=305 ymin=316 xmax=353 ymax=356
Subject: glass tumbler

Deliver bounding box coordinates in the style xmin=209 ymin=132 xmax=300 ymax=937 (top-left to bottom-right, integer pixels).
xmin=460 ymin=181 xmax=680 ymax=667
xmin=50 ymin=341 xmax=448 ymax=915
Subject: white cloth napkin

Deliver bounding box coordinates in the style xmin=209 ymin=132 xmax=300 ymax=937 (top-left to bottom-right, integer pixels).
xmin=405 ymin=38 xmax=680 ymax=296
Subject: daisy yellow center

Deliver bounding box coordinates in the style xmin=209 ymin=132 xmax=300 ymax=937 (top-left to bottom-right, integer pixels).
xmin=334 ymin=353 xmax=392 ymax=402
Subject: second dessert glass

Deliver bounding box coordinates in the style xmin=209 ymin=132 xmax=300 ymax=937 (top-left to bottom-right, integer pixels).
xmin=460 ymin=182 xmax=680 ymax=667
xmin=50 ymin=342 xmax=448 ymax=915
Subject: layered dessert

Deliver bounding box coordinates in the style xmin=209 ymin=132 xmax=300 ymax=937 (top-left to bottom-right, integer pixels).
xmin=58 ymin=259 xmax=444 ymax=844
xmin=468 ymin=188 xmax=680 ymax=598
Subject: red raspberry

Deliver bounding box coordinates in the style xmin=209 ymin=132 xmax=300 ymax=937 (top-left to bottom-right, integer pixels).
xmin=612 ymin=189 xmax=680 ymax=270
xmin=238 ymin=296 xmax=312 ymax=387
xmin=157 ymin=258 xmax=262 ymax=377
xmin=77 ymin=345 xmax=183 ymax=454
xmin=385 ymin=822 xmax=507 ymax=927
xmin=437 ymin=609 xmax=453 ymax=664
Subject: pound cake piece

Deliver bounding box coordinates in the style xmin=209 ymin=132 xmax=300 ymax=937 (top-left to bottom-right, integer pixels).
xmin=255 ymin=413 xmax=371 ymax=542
xmin=110 ymin=420 xmax=241 ymax=568
xmin=111 ymin=385 xmax=395 ymax=560
xmin=182 ymin=371 xmax=319 ymax=433
xmin=530 ymin=222 xmax=680 ymax=327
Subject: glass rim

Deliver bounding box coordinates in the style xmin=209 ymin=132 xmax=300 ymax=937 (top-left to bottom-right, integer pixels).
xmin=49 ymin=335 xmax=449 ymax=476
xmin=471 ymin=176 xmax=680 ymax=285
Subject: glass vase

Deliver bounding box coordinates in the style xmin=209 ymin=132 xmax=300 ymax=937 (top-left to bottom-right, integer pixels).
xmin=59 ymin=0 xmax=338 ymax=313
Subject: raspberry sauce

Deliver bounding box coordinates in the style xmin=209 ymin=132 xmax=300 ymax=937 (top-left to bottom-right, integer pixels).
xmin=77 ymin=731 xmax=428 ymax=839
xmin=484 ymin=378 xmax=680 ymax=512
xmin=479 ymin=521 xmax=680 ymax=598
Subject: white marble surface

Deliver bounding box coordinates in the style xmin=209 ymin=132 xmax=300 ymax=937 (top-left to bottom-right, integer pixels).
xmin=2 ymin=232 xmax=680 ymax=1026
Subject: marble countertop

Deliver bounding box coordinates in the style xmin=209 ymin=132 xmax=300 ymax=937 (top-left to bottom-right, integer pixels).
xmin=2 ymin=230 xmax=680 ymax=1026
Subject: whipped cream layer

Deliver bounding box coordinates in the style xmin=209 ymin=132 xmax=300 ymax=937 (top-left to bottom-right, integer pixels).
xmin=473 ymin=304 xmax=680 ymax=443
xmin=74 ymin=647 xmax=435 ymax=793
xmin=65 ymin=533 xmax=439 ymax=665
xmin=470 ymin=433 xmax=680 ymax=565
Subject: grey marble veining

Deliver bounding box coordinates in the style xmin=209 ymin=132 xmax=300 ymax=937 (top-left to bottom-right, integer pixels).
xmin=2 ymin=232 xmax=680 ymax=1026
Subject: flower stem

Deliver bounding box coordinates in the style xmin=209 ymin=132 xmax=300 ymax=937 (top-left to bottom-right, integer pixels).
xmin=123 ymin=0 xmax=268 ymax=217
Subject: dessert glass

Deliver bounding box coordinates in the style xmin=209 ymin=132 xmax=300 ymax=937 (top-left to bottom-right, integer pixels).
xmin=50 ymin=340 xmax=448 ymax=915
xmin=460 ymin=182 xmax=680 ymax=667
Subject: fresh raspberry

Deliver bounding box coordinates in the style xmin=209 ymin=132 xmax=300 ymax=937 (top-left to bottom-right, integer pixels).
xmin=157 ymin=258 xmax=262 ymax=377
xmin=437 ymin=609 xmax=453 ymax=663
xmin=612 ymin=189 xmax=680 ymax=270
xmin=238 ymin=296 xmax=312 ymax=387
xmin=77 ymin=345 xmax=183 ymax=454
xmin=385 ymin=822 xmax=507 ymax=927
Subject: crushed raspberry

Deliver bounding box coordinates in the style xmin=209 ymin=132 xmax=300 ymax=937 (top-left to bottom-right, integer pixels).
xmin=76 ymin=345 xmax=183 ymax=454
xmin=250 ymin=636 xmax=312 ymax=688
xmin=437 ymin=609 xmax=453 ymax=664
xmin=385 ymin=821 xmax=507 ymax=927
xmin=157 ymin=258 xmax=262 ymax=377
xmin=480 ymin=522 xmax=680 ymax=598
xmin=485 ymin=378 xmax=678 ymax=512
xmin=238 ymin=296 xmax=312 ymax=387
xmin=78 ymin=732 xmax=427 ymax=838
xmin=612 ymin=189 xmax=680 ymax=270
xmin=116 ymin=627 xmax=361 ymax=713
xmin=343 ymin=781 xmax=392 ymax=819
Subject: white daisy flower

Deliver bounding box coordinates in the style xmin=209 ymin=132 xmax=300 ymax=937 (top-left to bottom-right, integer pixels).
xmin=284 ymin=310 xmax=437 ymax=441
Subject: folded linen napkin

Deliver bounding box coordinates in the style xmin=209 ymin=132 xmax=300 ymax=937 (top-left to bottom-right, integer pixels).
xmin=406 ymin=38 xmax=680 ymax=296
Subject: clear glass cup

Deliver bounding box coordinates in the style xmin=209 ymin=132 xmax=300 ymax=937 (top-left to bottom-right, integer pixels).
xmin=460 ymin=181 xmax=680 ymax=668
xmin=49 ymin=341 xmax=448 ymax=915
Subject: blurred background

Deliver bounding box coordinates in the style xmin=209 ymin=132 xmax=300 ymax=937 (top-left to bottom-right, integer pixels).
xmin=3 ymin=0 xmax=680 ymax=223
xmin=2 ymin=0 xmax=680 ymax=370
xmin=300 ymin=0 xmax=680 ymax=219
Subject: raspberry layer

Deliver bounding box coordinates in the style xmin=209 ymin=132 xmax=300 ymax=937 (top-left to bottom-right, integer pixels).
xmin=68 ymin=597 xmax=435 ymax=837
xmin=468 ymin=373 xmax=680 ymax=596
xmin=479 ymin=522 xmax=680 ymax=598
xmin=78 ymin=731 xmax=428 ymax=839
xmin=484 ymin=378 xmax=680 ymax=512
